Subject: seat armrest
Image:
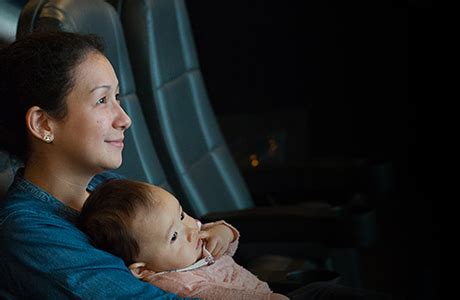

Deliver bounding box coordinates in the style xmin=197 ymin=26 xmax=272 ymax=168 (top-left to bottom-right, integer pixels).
xmin=201 ymin=203 xmax=376 ymax=248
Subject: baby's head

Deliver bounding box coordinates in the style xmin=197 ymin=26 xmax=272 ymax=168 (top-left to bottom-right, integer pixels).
xmin=79 ymin=179 xmax=203 ymax=274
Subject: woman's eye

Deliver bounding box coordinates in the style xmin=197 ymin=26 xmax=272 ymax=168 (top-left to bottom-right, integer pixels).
xmin=96 ymin=97 xmax=107 ymax=104
xmin=171 ymin=232 xmax=177 ymax=243
xmin=115 ymin=93 xmax=121 ymax=102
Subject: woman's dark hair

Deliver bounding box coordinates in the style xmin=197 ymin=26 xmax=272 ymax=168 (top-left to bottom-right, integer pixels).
xmin=79 ymin=179 xmax=159 ymax=265
xmin=0 ymin=31 xmax=105 ymax=161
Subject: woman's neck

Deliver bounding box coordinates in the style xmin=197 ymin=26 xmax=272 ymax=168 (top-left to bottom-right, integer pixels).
xmin=23 ymin=156 xmax=93 ymax=211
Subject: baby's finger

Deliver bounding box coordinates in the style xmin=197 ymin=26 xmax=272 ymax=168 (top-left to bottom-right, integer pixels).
xmin=211 ymin=244 xmax=223 ymax=258
xmin=206 ymin=239 xmax=218 ymax=254
xmin=198 ymin=231 xmax=209 ymax=239
xmin=213 ymin=248 xmax=223 ymax=259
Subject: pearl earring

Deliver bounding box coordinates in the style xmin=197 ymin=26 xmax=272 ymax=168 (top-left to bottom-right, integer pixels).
xmin=44 ymin=133 xmax=54 ymax=143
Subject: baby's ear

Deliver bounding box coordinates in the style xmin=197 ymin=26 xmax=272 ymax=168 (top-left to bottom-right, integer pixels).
xmin=129 ymin=262 xmax=153 ymax=279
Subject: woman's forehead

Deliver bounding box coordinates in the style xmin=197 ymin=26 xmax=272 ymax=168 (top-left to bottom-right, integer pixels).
xmin=72 ymin=52 xmax=118 ymax=92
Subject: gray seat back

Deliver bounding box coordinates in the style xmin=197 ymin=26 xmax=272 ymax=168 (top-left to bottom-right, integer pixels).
xmin=0 ymin=151 xmax=22 ymax=201
xmin=117 ymin=0 xmax=254 ymax=217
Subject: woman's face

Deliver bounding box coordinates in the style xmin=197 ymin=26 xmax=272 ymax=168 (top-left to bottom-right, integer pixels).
xmin=50 ymin=51 xmax=131 ymax=175
xmin=132 ymin=186 xmax=204 ymax=272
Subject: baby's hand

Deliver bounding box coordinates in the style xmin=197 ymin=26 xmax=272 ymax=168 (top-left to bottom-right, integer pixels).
xmin=199 ymin=223 xmax=234 ymax=259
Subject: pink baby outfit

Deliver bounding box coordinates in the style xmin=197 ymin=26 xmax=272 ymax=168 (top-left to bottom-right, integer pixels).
xmin=141 ymin=221 xmax=273 ymax=299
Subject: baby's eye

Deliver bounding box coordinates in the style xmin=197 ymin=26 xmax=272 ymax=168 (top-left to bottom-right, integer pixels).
xmin=180 ymin=211 xmax=185 ymax=221
xmin=96 ymin=97 xmax=107 ymax=104
xmin=171 ymin=232 xmax=177 ymax=243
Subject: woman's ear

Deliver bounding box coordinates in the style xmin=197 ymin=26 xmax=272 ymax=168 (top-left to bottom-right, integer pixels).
xmin=129 ymin=262 xmax=155 ymax=279
xmin=25 ymin=106 xmax=54 ymax=143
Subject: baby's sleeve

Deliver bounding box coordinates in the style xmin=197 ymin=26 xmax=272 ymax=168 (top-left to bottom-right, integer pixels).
xmin=147 ymin=273 xmax=271 ymax=300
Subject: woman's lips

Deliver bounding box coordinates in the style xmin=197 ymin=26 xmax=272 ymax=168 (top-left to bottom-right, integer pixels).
xmin=107 ymin=139 xmax=124 ymax=148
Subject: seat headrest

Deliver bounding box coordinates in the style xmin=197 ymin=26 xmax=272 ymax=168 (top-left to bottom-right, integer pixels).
xmin=0 ymin=151 xmax=22 ymax=200
xmin=16 ymin=0 xmax=136 ymax=96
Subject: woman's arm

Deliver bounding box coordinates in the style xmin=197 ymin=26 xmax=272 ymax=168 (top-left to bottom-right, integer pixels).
xmin=0 ymin=209 xmax=183 ymax=299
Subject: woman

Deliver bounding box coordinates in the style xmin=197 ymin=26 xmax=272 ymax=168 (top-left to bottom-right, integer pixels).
xmin=0 ymin=31 xmax=183 ymax=299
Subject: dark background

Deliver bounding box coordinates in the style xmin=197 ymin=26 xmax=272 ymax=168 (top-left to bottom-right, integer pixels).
xmin=186 ymin=1 xmax=436 ymax=299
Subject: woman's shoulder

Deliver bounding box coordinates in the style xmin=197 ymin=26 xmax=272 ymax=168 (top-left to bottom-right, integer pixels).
xmin=1 ymin=183 xmax=73 ymax=223
xmin=0 ymin=193 xmax=77 ymax=235
xmin=0 ymin=182 xmax=78 ymax=236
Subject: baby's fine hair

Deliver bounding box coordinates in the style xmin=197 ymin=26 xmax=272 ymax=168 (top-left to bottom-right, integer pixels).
xmin=79 ymin=179 xmax=160 ymax=265
xmin=0 ymin=31 xmax=105 ymax=161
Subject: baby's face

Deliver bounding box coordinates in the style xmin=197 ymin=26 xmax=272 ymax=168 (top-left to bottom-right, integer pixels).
xmin=131 ymin=186 xmax=203 ymax=272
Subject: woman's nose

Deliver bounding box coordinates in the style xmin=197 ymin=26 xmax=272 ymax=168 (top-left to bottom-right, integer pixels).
xmin=114 ymin=101 xmax=132 ymax=130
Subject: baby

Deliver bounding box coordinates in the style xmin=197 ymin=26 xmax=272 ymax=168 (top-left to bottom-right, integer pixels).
xmin=79 ymin=179 xmax=288 ymax=300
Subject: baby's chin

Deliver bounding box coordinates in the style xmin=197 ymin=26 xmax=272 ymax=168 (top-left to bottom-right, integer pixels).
xmin=180 ymin=247 xmax=203 ymax=269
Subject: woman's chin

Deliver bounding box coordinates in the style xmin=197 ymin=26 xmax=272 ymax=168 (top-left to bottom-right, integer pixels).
xmin=104 ymin=158 xmax=123 ymax=170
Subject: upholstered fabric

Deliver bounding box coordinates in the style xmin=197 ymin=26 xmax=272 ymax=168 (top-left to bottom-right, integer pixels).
xmin=0 ymin=151 xmax=22 ymax=201
xmin=119 ymin=0 xmax=253 ymax=217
